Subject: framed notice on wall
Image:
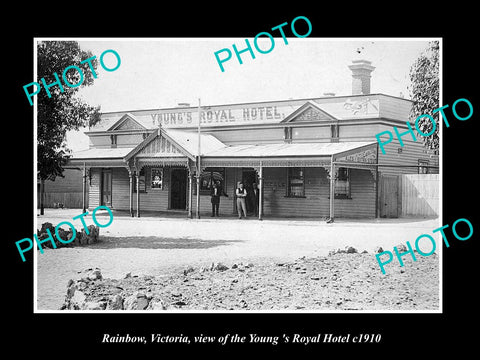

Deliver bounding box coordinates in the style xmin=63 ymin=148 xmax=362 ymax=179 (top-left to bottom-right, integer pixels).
xmin=151 ymin=168 xmax=163 ymax=189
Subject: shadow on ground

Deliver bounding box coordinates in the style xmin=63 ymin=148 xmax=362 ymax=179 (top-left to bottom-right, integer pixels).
xmin=83 ymin=236 xmax=244 ymax=250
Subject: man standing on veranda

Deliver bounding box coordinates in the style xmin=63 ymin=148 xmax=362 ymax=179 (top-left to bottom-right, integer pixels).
xmin=236 ymin=182 xmax=248 ymax=219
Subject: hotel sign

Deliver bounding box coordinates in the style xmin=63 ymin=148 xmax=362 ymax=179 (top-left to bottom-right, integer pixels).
xmin=148 ymin=105 xmax=292 ymax=127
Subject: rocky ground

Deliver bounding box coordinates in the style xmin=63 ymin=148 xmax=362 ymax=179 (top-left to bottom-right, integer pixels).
xmin=61 ymin=247 xmax=439 ymax=311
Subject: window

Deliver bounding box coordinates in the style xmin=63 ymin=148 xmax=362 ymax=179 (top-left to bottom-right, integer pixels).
xmin=335 ymin=168 xmax=351 ymax=199
xmin=331 ymin=124 xmax=339 ymax=142
xmin=110 ymin=134 xmax=117 ymax=148
xmin=287 ymin=167 xmax=305 ymax=197
xmin=151 ymin=168 xmax=163 ymax=189
xmin=418 ymin=159 xmax=429 ymax=174
xmin=133 ymin=168 xmax=146 ymax=193
xmin=284 ymin=127 xmax=292 ymax=143
xmin=194 ymin=168 xmax=226 ymax=195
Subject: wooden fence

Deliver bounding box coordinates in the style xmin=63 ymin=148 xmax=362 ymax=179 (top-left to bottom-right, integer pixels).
xmin=38 ymin=192 xmax=88 ymax=209
xmin=399 ymin=174 xmax=439 ymax=217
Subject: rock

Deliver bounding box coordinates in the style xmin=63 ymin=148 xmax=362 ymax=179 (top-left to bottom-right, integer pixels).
xmin=123 ymin=294 xmax=137 ymax=310
xmin=76 ymin=281 xmax=87 ymax=291
xmin=66 ymin=283 xmax=76 ymax=298
xmin=361 ymin=250 xmax=368 ymax=254
xmin=245 ymin=263 xmax=254 ymax=268
xmin=148 ymin=299 xmax=167 ymax=310
xmin=136 ymin=293 xmax=150 ymax=310
xmin=183 ymin=266 xmax=194 ymax=276
xmin=85 ymin=268 xmax=102 ymax=281
xmin=395 ymin=244 xmax=407 ymax=252
xmin=211 ymin=262 xmax=229 ymax=271
xmin=232 ymin=263 xmax=238 ymax=269
xmin=70 ymin=290 xmax=86 ymax=309
xmin=374 ymin=246 xmax=384 ymax=253
xmin=86 ymin=225 xmax=99 ymax=244
xmin=122 ymin=292 xmax=152 ymax=310
xmin=38 ymin=222 xmax=55 ymax=236
xmin=124 ymin=272 xmax=131 ymax=279
xmin=83 ymin=301 xmax=107 ymax=310
xmin=345 ymin=246 xmax=358 ymax=254
xmin=55 ymin=228 xmax=67 ymax=245
xmin=172 ymin=301 xmax=187 ymax=307
xmin=107 ymin=294 xmax=123 ymax=310
xmin=79 ymin=230 xmax=88 ymax=245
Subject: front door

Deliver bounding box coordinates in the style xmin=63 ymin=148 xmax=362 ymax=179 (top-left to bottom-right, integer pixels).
xmin=170 ymin=169 xmax=187 ymax=210
xmin=242 ymin=168 xmax=258 ymax=215
xmin=379 ymin=175 xmax=398 ymax=218
xmin=101 ymin=169 xmax=112 ymax=207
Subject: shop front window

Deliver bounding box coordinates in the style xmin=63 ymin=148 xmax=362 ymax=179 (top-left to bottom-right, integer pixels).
xmin=194 ymin=168 xmax=226 ymax=195
xmin=287 ymin=167 xmax=305 ymax=197
xmin=335 ymin=168 xmax=351 ymax=199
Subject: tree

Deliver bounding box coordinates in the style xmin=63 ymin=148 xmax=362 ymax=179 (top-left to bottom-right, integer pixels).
xmin=408 ymin=41 xmax=440 ymax=152
xmin=37 ymin=41 xmax=101 ymax=214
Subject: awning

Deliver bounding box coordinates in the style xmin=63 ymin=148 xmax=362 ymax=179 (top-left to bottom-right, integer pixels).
xmin=201 ymin=141 xmax=377 ymax=168
xmin=67 ymin=147 xmax=135 ymax=167
xmin=204 ymin=141 xmax=375 ymax=157
xmin=67 ymin=129 xmax=377 ymax=170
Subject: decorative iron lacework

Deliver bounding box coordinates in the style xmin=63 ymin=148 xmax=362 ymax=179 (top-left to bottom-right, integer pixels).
xmin=335 ymin=148 xmax=377 ymax=164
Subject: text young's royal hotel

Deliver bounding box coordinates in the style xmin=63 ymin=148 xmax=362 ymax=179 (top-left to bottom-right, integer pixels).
xmin=68 ymin=59 xmax=438 ymax=220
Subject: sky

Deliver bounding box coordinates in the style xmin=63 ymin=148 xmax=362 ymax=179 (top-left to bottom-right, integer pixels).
xmin=56 ymin=38 xmax=436 ymax=151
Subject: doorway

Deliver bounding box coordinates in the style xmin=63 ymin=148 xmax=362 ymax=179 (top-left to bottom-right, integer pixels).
xmin=170 ymin=168 xmax=187 ymax=210
xmin=101 ymin=169 xmax=112 ymax=207
xmin=242 ymin=168 xmax=258 ymax=215
xmin=379 ymin=175 xmax=399 ymax=218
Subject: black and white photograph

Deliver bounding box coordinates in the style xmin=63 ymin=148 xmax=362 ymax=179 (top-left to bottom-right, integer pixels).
xmin=7 ymin=7 xmax=478 ymax=355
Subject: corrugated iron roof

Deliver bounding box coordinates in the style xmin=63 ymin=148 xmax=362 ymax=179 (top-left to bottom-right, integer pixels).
xmin=165 ymin=129 xmax=227 ymax=156
xmin=203 ymin=141 xmax=376 ymax=158
xmin=70 ymin=147 xmax=135 ymax=160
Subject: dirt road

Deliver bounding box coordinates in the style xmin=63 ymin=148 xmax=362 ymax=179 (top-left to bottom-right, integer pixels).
xmin=35 ymin=210 xmax=441 ymax=310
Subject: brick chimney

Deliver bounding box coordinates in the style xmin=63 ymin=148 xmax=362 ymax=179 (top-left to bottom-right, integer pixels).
xmin=348 ymin=59 xmax=375 ymax=95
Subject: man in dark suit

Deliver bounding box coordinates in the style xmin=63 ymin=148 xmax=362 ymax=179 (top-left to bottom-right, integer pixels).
xmin=210 ymin=181 xmax=228 ymax=217
xmin=252 ymin=182 xmax=260 ymax=217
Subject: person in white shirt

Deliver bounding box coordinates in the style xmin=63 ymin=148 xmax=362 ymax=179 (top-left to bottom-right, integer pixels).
xmin=236 ymin=182 xmax=248 ymax=219
xmin=210 ymin=181 xmax=228 ymax=217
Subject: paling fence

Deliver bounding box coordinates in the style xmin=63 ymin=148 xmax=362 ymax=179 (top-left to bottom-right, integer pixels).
xmin=399 ymin=174 xmax=439 ymax=217
xmin=38 ymin=191 xmax=88 ymax=209
xmin=379 ymin=174 xmax=439 ymax=218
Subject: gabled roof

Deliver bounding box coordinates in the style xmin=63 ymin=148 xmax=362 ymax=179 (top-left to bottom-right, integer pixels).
xmin=166 ymin=129 xmax=227 ymax=156
xmin=280 ymin=101 xmax=337 ymax=123
xmin=124 ymin=127 xmax=227 ymax=162
xmin=107 ymin=113 xmax=147 ymax=131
